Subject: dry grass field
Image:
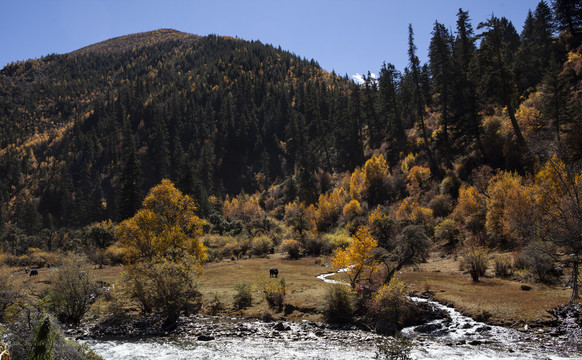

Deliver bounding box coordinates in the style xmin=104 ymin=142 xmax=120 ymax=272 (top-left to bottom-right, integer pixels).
xmin=398 ymin=255 xmax=572 ymax=327
xmin=198 ymin=253 xmax=334 ymax=320
xmin=9 ymin=251 xmax=574 ymax=326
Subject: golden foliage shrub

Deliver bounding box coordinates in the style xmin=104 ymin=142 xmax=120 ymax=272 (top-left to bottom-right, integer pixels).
xmin=485 ymin=171 xmax=536 ymax=245
xmin=223 ymin=194 xmax=265 ymax=223
xmin=406 ymin=166 xmax=431 ymax=195
xmin=342 ymin=199 xmax=362 ymax=219
xmin=452 ymin=185 xmax=486 ymax=235
xmin=315 ymin=187 xmax=349 ymax=231
xmin=280 ymin=239 xmax=303 ymax=259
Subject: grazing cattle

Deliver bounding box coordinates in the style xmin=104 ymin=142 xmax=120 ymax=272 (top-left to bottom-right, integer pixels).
xmin=29 ymin=269 xmax=38 ymax=277
xmin=269 ymin=268 xmax=279 ymax=278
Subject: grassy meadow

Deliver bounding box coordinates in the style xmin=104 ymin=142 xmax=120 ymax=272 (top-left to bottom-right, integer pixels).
xmin=10 ymin=250 xmax=571 ymax=327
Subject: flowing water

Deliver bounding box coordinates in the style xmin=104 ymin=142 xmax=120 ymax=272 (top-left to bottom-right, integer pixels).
xmin=86 ymin=269 xmax=582 ymax=359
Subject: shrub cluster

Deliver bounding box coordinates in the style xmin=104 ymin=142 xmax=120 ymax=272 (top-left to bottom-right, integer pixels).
xmin=323 ymin=285 xmax=354 ymax=324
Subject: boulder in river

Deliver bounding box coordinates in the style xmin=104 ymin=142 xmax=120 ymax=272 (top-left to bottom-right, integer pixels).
xmin=273 ymin=322 xmax=291 ymax=331
xmin=197 ymin=334 xmax=215 ymax=341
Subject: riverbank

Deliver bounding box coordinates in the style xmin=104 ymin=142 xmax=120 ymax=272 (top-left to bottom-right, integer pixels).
xmin=396 ymin=254 xmax=573 ymax=328
xmin=76 ymin=295 xmax=581 ymax=360
xmin=12 ymin=251 xmax=576 ymax=331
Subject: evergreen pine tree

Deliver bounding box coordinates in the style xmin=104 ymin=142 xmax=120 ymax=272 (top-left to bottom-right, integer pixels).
xmin=117 ymin=135 xmax=144 ymax=221
xmin=408 ymin=24 xmax=441 ymax=177
xmin=474 ymin=15 xmax=527 ymax=149
xmin=429 ymin=21 xmax=455 ymax=167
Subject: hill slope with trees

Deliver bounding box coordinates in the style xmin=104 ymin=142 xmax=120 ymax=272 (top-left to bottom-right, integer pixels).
xmin=1 ymin=0 xmax=582 ymax=317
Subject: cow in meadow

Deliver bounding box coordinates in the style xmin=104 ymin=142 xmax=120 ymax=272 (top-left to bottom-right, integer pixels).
xmin=269 ymin=268 xmax=279 ymax=278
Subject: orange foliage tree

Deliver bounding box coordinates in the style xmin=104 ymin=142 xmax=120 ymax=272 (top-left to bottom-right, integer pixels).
xmin=223 ymin=193 xmax=266 ymax=223
xmin=117 ymin=179 xmax=207 ymax=267
xmin=485 ymin=171 xmax=537 ymax=245
xmin=315 ymin=186 xmax=349 ymax=231
xmin=116 ymin=179 xmax=207 ymax=324
xmin=535 ymin=154 xmax=582 ymax=302
xmin=332 ymin=226 xmax=379 ymax=288
xmin=452 ymin=184 xmax=487 ymax=237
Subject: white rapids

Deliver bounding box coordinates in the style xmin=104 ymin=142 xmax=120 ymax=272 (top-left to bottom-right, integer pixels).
xmin=85 ymin=267 xmax=582 ymax=359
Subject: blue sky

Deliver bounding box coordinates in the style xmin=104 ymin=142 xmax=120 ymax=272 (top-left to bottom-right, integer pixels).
xmin=1 ymin=0 xmax=541 ymax=79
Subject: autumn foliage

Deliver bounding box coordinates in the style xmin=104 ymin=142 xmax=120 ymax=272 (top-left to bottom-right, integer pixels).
xmin=332 ymin=226 xmax=379 ymax=288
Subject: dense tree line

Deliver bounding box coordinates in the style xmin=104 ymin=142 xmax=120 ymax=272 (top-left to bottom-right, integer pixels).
xmin=0 ymin=0 xmax=581 ymax=242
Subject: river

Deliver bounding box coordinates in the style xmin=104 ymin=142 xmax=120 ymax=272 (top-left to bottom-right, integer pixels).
xmin=85 ymin=269 xmax=582 ymax=359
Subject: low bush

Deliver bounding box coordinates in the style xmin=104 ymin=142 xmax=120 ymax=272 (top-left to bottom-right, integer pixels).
xmin=323 ymin=285 xmax=354 ymax=324
xmin=280 ymin=239 xmax=303 ymax=259
xmin=46 ymin=255 xmax=98 ymax=325
xmin=494 ymin=254 xmax=513 ymax=278
xmin=251 ymin=236 xmax=274 ymax=256
xmin=122 ymin=258 xmax=202 ymax=325
xmin=304 ymin=236 xmax=332 ymax=256
xmin=0 ymin=266 xmax=19 ymax=323
xmin=517 ymin=242 xmax=558 ymax=284
xmin=206 ymin=293 xmax=225 ymax=315
xmin=257 ymin=276 xmax=286 ymax=311
xmin=367 ymin=277 xmax=407 ymax=334
xmin=104 ymin=244 xmax=125 ymax=265
xmin=460 ymin=247 xmax=489 ymax=282
xmin=434 ymin=219 xmax=462 ymax=248
xmin=322 ymin=229 xmax=352 ymax=250
xmin=233 ymin=282 xmax=253 ymax=309
xmin=428 ymin=194 xmax=453 ymax=218
xmin=20 ymin=248 xmax=62 ymax=268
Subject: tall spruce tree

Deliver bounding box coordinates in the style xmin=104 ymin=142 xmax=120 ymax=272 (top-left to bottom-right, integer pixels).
xmin=429 ymin=21 xmax=455 ymax=167
xmin=408 ymin=24 xmax=441 ymax=177
xmin=117 ymin=135 xmax=144 ymax=221
xmin=552 ymin=0 xmax=582 ymax=48
xmin=542 ymin=56 xmax=574 ymax=140
xmin=474 ymin=15 xmax=527 ymax=149
xmin=452 ymin=8 xmax=486 ymax=157
xmin=379 ymin=63 xmax=406 ymax=161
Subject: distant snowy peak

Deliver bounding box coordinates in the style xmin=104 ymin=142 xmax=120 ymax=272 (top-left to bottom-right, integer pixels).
xmin=351 ymin=72 xmax=377 ymax=85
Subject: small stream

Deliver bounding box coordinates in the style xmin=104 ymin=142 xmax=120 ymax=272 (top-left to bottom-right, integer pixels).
xmin=86 ymin=269 xmax=582 ymax=359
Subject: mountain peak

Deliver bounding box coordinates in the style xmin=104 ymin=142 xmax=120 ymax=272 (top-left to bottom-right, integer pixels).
xmin=70 ymin=29 xmax=198 ymax=56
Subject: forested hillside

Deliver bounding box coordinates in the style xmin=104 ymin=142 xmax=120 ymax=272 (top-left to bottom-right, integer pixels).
xmin=0 ymin=28 xmax=350 ymax=229
xmin=1 ymin=1 xmax=582 ymax=300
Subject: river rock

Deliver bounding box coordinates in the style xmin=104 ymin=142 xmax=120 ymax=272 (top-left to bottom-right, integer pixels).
xmin=197 ymin=334 xmax=215 ymax=341
xmin=273 ymin=322 xmax=291 ymax=331
xmin=414 ymin=322 xmax=443 ymax=333
xmin=476 ymin=325 xmax=492 ymax=333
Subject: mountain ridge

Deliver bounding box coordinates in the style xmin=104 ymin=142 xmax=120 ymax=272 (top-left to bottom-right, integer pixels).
xmin=70 ymin=28 xmax=199 ymax=56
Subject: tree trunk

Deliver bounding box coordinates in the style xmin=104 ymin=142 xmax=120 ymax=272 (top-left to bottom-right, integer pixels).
xmin=506 ymin=104 xmax=527 ymax=149
xmin=570 ymin=259 xmax=579 ymax=304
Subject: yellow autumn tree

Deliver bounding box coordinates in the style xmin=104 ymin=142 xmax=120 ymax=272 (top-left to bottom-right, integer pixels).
xmin=284 ymin=201 xmax=317 ymax=238
xmin=332 ymin=226 xmax=379 ymax=288
xmin=316 ymin=186 xmax=349 ymax=231
xmin=363 ymin=153 xmax=392 ymax=205
xmin=485 ymin=171 xmax=536 ymax=245
xmin=223 ymin=193 xmax=265 ymax=223
xmin=116 ymin=179 xmax=207 ymax=324
xmin=349 ymin=167 xmax=366 ymax=202
xmin=452 ymin=184 xmax=487 ymax=236
xmin=535 ymin=154 xmax=582 ymax=303
xmin=406 ymin=166 xmax=431 ymax=196
xmin=117 ymin=179 xmax=207 ymax=268
xmin=394 ymin=197 xmax=433 ymax=226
